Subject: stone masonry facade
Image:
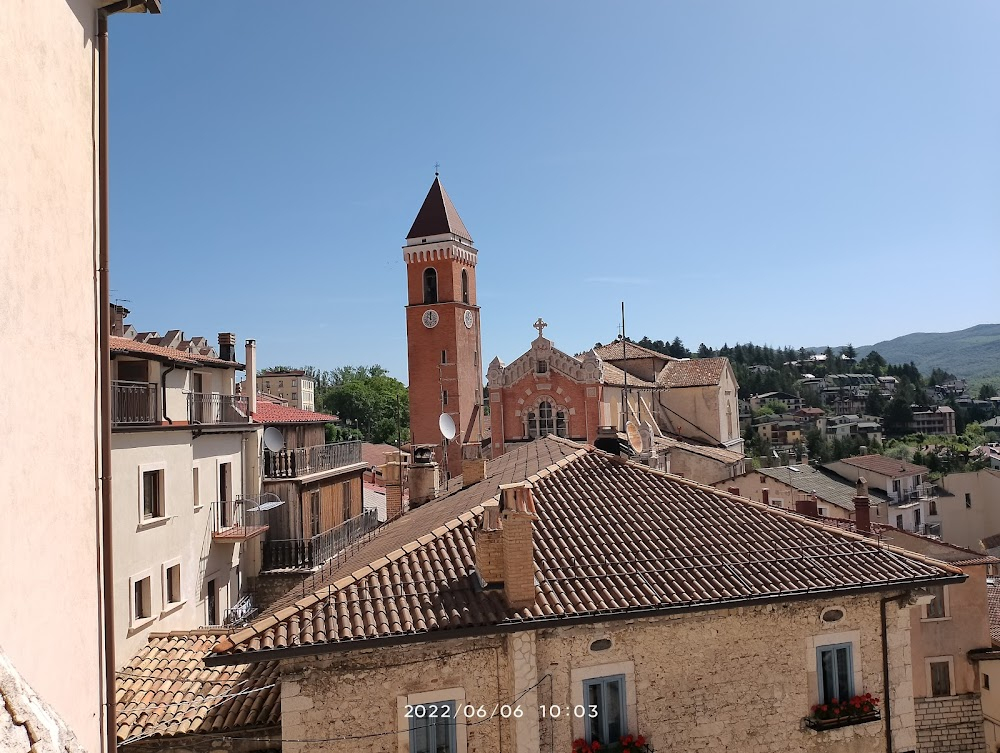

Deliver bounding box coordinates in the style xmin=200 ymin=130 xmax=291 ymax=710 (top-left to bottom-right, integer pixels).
xmin=915 ymin=694 xmax=987 ymax=753
xmin=278 ymin=592 xmax=922 ymax=753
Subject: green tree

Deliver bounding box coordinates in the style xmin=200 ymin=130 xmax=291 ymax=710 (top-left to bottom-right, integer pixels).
xmin=884 ymin=398 xmax=914 ymax=436
xmin=842 ymin=343 xmax=857 ymax=359
xmin=979 ymin=384 xmax=998 ymax=400
xmin=319 ymin=366 xmax=410 ymax=445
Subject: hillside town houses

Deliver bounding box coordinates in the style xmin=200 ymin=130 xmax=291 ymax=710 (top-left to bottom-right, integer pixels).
xmin=5 ymin=6 xmax=1000 ymax=753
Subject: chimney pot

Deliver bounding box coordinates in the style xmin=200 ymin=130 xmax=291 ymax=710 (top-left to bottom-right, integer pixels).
xmin=408 ymin=445 xmax=440 ymax=508
xmin=219 ymin=332 xmax=236 ymax=362
xmin=245 ymin=339 xmax=257 ymax=415
xmin=727 ymin=487 xmax=741 ymax=496
xmin=795 ymin=495 xmax=819 ymax=518
xmin=853 ymin=477 xmax=871 ymax=533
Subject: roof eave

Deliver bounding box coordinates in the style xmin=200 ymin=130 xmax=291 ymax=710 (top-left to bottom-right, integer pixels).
xmin=203 ymin=572 xmax=966 ymax=667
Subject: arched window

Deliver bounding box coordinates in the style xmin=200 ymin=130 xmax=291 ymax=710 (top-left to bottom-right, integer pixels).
xmin=423 ymin=267 xmax=438 ymax=304
xmin=526 ymin=400 xmax=568 ymax=439
xmin=461 ymin=269 xmax=470 ymax=304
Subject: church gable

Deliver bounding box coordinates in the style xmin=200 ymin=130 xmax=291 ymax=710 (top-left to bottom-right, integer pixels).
xmin=488 ymin=320 xmax=601 ymax=389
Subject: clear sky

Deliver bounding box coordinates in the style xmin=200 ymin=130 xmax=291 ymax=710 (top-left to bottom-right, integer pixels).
xmin=108 ymin=1 xmax=1000 ymax=381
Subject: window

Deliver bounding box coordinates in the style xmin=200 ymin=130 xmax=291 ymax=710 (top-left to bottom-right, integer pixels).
xmin=408 ymin=701 xmax=457 ymax=753
xmin=278 ymin=380 xmax=283 ymax=388
xmin=342 ymin=481 xmax=353 ymax=522
xmin=893 ymin=479 xmax=901 ymax=494
xmin=929 ymin=499 xmax=937 ymax=516
xmin=164 ymin=563 xmax=181 ymax=606
xmin=895 ymin=514 xmax=903 ymax=529
xmin=441 ymin=350 xmax=447 ymax=364
xmin=966 ymin=493 xmax=972 ymax=508
xmin=192 ymin=466 xmax=200 ymax=509
xmin=310 ymin=491 xmax=322 ymax=537
xmin=914 ymin=508 xmax=921 ymax=530
xmin=537 ymin=360 xmax=548 ymax=374
xmin=206 ymin=578 xmax=217 ymax=625
xmin=423 ymin=267 xmax=438 ymax=304
xmin=442 ymin=391 xmax=448 ymax=406
xmin=142 ymin=469 xmax=163 ymax=519
xmin=584 ymin=675 xmax=626 ymax=745
xmin=526 ymin=401 xmax=568 ymax=439
xmin=133 ymin=576 xmax=152 ymax=621
xmin=985 ymin=674 xmax=991 ymax=690
xmin=292 ymin=380 xmax=298 ymax=387
xmin=930 ymin=659 xmax=953 ymax=697
xmin=817 ymin=643 xmax=854 ymax=704
xmin=924 ymin=585 xmax=948 ymax=619
xmin=461 ymin=269 xmax=469 ymax=304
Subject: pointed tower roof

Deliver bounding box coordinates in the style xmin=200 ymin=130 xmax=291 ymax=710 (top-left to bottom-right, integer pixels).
xmin=406 ymin=176 xmax=473 ymax=243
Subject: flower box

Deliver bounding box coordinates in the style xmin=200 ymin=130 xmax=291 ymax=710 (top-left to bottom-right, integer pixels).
xmin=805 ymin=709 xmax=881 ymax=730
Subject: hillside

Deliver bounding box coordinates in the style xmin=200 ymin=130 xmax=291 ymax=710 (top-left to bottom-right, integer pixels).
xmin=855 ymin=324 xmax=1000 ymax=389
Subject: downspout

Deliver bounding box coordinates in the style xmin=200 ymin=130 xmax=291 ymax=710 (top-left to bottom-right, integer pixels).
xmin=880 ymin=594 xmax=895 ymax=753
xmin=96 ymin=12 xmax=116 ymax=752
xmin=161 ymin=363 xmax=176 ymax=423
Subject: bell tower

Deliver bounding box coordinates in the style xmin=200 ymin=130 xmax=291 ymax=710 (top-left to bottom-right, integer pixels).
xmin=404 ymin=175 xmax=484 ymax=480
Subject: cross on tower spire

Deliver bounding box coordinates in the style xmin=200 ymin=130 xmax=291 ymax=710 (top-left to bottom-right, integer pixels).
xmin=533 ymin=318 xmax=548 ymax=338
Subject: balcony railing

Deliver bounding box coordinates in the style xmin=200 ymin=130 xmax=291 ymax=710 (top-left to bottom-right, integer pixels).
xmin=211 ymin=496 xmax=269 ymax=541
xmin=223 ymin=593 xmax=257 ymax=627
xmin=112 ymin=380 xmax=160 ymax=425
xmin=263 ymin=507 xmax=380 ymax=570
xmin=263 ymin=440 xmax=362 ymax=478
xmin=187 ymin=392 xmax=251 ymax=425
xmin=889 ymin=484 xmax=935 ymax=504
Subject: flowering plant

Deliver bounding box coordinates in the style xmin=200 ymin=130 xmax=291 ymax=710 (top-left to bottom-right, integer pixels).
xmin=572 ymin=734 xmax=650 ymax=753
xmin=810 ymin=693 xmax=880 ymax=721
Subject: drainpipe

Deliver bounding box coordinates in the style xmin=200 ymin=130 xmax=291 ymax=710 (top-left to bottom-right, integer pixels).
xmin=880 ymin=595 xmax=893 ymax=753
xmin=161 ymin=364 xmax=176 ymax=423
xmin=96 ymin=12 xmax=115 ymax=753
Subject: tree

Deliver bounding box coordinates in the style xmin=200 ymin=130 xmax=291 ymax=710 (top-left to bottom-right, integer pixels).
xmin=979 ymin=384 xmax=998 ymax=400
xmin=668 ymin=337 xmax=689 ymax=358
xmin=842 ymin=343 xmax=857 ymax=359
xmin=697 ymin=343 xmax=713 ymax=359
xmin=884 ymin=398 xmax=914 ymax=436
xmin=319 ymin=366 xmax=410 ymax=445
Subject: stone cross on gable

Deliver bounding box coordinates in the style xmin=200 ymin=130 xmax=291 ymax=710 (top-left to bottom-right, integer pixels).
xmin=533 ymin=318 xmax=548 ymax=338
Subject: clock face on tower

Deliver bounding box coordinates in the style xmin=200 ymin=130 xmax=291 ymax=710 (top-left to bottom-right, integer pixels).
xmin=464 ymin=309 xmax=474 ymax=329
xmin=421 ymin=309 xmax=439 ymax=329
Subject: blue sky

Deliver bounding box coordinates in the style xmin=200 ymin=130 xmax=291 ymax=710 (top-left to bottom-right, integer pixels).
xmin=109 ymin=2 xmax=1000 ymax=381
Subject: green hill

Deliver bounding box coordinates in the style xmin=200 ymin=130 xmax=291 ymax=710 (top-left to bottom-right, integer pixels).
xmin=855 ymin=324 xmax=1000 ymax=390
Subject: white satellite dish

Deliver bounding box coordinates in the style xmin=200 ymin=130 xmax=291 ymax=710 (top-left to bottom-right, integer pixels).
xmin=439 ymin=413 xmax=456 ymax=441
xmin=263 ymin=426 xmax=285 ymax=452
xmin=624 ymin=421 xmax=642 ymax=454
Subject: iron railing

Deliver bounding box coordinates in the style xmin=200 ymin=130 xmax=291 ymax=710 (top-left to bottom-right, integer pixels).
xmin=211 ymin=496 xmax=267 ymax=537
xmin=263 ymin=440 xmax=362 ymax=478
xmin=223 ymin=593 xmax=257 ymax=627
xmin=263 ymin=507 xmax=380 ymax=570
xmin=187 ymin=392 xmax=251 ymax=424
xmin=112 ymin=380 xmax=160 ymax=425
xmin=889 ymin=484 xmax=935 ymax=504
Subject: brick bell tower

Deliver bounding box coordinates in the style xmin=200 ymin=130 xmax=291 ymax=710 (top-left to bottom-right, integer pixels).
xmin=404 ymin=175 xmax=484 ymax=480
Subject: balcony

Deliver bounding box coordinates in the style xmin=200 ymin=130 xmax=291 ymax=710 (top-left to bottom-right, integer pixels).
xmin=187 ymin=392 xmax=251 ymax=425
xmin=211 ymin=497 xmax=269 ymax=542
xmin=263 ymin=508 xmax=379 ymax=570
xmin=112 ymin=380 xmax=160 ymax=426
xmin=223 ymin=593 xmax=258 ymax=628
xmin=263 ymin=440 xmax=363 ymax=479
xmin=889 ymin=484 xmax=935 ymax=504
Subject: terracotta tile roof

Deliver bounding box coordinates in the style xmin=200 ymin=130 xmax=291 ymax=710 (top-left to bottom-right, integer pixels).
xmin=658 ymin=358 xmax=728 ymax=388
xmin=251 ymin=402 xmax=337 ymax=425
xmin=989 ymin=580 xmax=1000 ymax=646
xmin=600 ymin=361 xmax=656 ymax=388
xmin=116 ymin=630 xmax=279 ymax=745
xmin=406 ymin=177 xmax=473 ymax=242
xmin=654 ymin=435 xmax=744 ymax=465
xmin=210 ymin=438 xmax=960 ymax=662
xmin=361 ymin=443 xmax=405 ymax=468
xmin=756 ymin=465 xmax=886 ymax=512
xmin=592 ymin=341 xmax=676 ymax=362
xmin=833 ymin=454 xmax=929 ymax=479
xmin=982 ymin=532 xmax=1000 ymax=552
xmin=110 ymin=336 xmax=245 ymax=369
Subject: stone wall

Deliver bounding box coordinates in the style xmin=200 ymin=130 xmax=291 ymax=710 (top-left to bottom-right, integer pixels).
xmin=281 ymin=592 xmax=922 ymax=753
xmin=914 ymin=694 xmax=987 ymax=753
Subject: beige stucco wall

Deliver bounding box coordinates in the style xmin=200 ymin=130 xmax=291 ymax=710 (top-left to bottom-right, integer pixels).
xmin=935 ymin=471 xmax=1000 ymax=550
xmin=0 ymin=0 xmax=105 ymax=748
xmin=910 ymin=568 xmax=991 ymax=699
xmin=978 ymin=657 xmax=1000 ymax=751
xmin=279 ymin=593 xmax=919 ymax=753
xmin=112 ymin=430 xmax=249 ymax=666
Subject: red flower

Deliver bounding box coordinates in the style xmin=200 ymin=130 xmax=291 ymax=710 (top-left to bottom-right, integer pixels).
xmin=637 ymin=736 xmax=646 ymax=746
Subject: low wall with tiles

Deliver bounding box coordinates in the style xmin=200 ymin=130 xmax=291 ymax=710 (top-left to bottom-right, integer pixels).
xmin=914 ymin=694 xmax=987 ymax=753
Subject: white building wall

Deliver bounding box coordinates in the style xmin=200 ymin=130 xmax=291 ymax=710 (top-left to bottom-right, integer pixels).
xmin=0 ymin=1 xmax=105 ymax=748
xmin=111 ymin=430 xmax=248 ymax=667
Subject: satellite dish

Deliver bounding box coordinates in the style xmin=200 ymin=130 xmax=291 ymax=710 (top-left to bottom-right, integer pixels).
xmin=625 ymin=421 xmax=642 ymax=454
xmin=439 ymin=413 xmax=456 ymax=441
xmin=263 ymin=427 xmax=285 ymax=452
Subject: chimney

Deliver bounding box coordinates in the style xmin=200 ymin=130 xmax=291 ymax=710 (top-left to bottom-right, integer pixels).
xmin=727 ymin=487 xmax=741 ymax=496
xmin=219 ymin=332 xmax=236 ymax=362
xmin=796 ymin=494 xmax=819 ymax=518
xmin=853 ymin=477 xmax=871 ymax=533
xmin=462 ymin=444 xmax=487 ymax=488
xmin=762 ymin=488 xmax=770 ymax=506
xmin=110 ymin=303 xmax=128 ymax=336
xmin=383 ymin=450 xmax=405 ymax=520
xmin=245 ymin=340 xmax=257 ymax=414
xmin=475 ymin=483 xmax=538 ymax=610
xmin=408 ymin=445 xmax=440 ymax=508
